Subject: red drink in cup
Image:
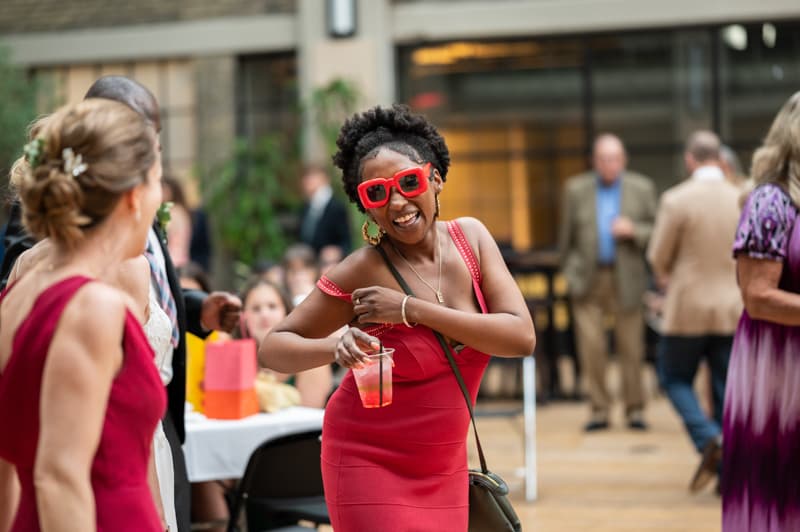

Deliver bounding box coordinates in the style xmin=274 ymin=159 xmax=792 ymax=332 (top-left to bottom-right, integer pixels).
xmin=352 ymin=348 xmax=394 ymax=408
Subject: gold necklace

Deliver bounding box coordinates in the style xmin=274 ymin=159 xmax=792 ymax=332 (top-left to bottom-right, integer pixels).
xmin=391 ymin=229 xmax=445 ymax=304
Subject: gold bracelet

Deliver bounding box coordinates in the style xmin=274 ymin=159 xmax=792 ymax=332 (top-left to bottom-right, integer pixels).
xmin=401 ymin=295 xmax=416 ymax=328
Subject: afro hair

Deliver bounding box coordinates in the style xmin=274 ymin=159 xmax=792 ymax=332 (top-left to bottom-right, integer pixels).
xmin=332 ymin=104 xmax=450 ymax=212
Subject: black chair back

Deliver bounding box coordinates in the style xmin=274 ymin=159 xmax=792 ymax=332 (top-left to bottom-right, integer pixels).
xmin=227 ymin=429 xmax=328 ymax=532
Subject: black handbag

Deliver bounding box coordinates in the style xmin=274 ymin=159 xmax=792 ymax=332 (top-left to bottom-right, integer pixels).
xmin=376 ymin=246 xmax=522 ymax=532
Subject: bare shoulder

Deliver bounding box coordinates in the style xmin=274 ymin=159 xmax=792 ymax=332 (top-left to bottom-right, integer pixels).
xmin=14 ymin=239 xmax=55 ymax=277
xmin=450 ymin=217 xmax=497 ymax=264
xmin=322 ymin=246 xmax=385 ymax=293
xmin=453 ymin=215 xmax=492 ymax=239
xmin=112 ymin=256 xmax=150 ymax=295
xmin=62 ymin=282 xmax=127 ymax=345
xmin=70 ymin=282 xmax=127 ymax=319
xmin=107 ymin=256 xmax=149 ymax=318
xmin=44 ymin=282 xmax=126 ymax=392
xmin=451 ymin=214 xmax=485 ymax=239
xmin=120 ymin=255 xmax=150 ymax=279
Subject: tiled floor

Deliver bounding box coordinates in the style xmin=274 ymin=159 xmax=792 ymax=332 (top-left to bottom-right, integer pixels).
xmin=478 ymin=397 xmax=721 ymax=532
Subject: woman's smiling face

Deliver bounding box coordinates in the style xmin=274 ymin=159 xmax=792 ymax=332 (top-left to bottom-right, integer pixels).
xmin=360 ymin=148 xmax=442 ymax=243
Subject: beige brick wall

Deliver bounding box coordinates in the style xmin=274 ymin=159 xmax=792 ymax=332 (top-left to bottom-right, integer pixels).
xmin=0 ymin=0 xmax=295 ymax=34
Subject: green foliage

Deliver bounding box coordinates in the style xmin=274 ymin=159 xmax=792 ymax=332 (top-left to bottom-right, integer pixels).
xmin=156 ymin=201 xmax=174 ymax=234
xmin=0 ymin=47 xmax=38 ymax=184
xmin=207 ymin=135 xmax=299 ymax=266
xmin=206 ymin=78 xmax=361 ymax=267
xmin=310 ymin=78 xmax=360 ymax=170
xmin=308 ymin=79 xmax=362 ymax=245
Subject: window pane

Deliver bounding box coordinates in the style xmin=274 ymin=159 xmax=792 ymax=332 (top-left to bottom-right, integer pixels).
xmin=590 ymin=30 xmax=713 ymax=193
xmin=398 ymin=38 xmax=586 ymax=248
xmin=237 ymin=53 xmax=298 ymax=140
xmin=719 ymin=21 xmax=800 ymax=171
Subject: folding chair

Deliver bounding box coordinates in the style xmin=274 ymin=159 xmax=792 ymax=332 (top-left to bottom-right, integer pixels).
xmin=226 ymin=429 xmax=330 ymax=532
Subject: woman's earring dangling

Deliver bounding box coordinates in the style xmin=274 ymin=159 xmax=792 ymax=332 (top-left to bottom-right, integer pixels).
xmin=435 ymin=195 xmax=441 ymax=217
xmin=361 ymin=219 xmax=385 ymax=246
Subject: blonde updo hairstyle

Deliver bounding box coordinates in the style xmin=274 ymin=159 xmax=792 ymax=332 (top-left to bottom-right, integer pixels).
xmin=751 ymin=90 xmax=800 ymax=207
xmin=17 ymin=99 xmax=156 ymax=249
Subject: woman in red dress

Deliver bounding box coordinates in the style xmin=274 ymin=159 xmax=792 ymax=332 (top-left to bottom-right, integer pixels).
xmin=261 ymin=104 xmax=536 ymax=531
xmin=0 ymin=98 xmax=166 ymax=531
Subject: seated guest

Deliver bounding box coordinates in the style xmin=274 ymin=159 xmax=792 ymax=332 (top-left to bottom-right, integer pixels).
xmin=282 ymin=243 xmax=318 ymax=306
xmin=239 ymin=277 xmax=332 ymax=407
xmin=192 ymin=277 xmax=331 ymax=532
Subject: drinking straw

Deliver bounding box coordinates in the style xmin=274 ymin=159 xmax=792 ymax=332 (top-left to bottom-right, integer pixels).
xmin=379 ymin=341 xmax=384 ymax=406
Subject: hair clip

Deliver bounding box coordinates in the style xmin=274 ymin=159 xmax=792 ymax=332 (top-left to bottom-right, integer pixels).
xmin=62 ymin=147 xmax=88 ymax=177
xmin=23 ymin=138 xmax=45 ymax=168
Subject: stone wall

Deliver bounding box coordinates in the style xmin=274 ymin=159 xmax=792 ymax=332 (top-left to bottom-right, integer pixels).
xmin=0 ymin=0 xmax=295 ymax=34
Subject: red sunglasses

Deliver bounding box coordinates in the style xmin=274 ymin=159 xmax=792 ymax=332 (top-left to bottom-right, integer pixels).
xmin=357 ymin=163 xmax=432 ymax=209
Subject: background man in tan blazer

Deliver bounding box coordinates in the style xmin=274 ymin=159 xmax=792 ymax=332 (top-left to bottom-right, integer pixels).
xmin=647 ymin=131 xmax=742 ymax=493
xmin=559 ymin=133 xmax=657 ymax=431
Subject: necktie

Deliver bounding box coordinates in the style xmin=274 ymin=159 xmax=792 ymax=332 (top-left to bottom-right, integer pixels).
xmin=144 ymin=239 xmax=180 ymax=348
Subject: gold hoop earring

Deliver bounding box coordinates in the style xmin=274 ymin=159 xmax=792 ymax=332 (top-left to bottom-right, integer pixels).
xmin=361 ymin=219 xmax=385 ymax=246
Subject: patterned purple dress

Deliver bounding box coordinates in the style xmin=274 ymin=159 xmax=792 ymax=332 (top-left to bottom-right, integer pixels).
xmin=723 ymin=184 xmax=800 ymax=531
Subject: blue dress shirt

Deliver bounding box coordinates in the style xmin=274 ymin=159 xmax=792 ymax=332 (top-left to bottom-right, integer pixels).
xmin=596 ymin=176 xmax=621 ymax=265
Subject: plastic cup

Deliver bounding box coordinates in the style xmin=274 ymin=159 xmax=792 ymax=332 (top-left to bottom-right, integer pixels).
xmin=351 ymin=348 xmax=394 ymax=408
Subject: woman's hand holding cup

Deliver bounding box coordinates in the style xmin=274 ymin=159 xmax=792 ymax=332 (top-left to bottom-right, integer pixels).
xmin=335 ymin=327 xmax=380 ymax=369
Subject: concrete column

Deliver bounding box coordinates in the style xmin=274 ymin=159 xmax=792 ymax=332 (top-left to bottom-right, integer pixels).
xmin=196 ymin=55 xmax=237 ymax=174
xmin=195 ymin=55 xmax=237 ymax=286
xmin=297 ymin=0 xmax=395 ymax=162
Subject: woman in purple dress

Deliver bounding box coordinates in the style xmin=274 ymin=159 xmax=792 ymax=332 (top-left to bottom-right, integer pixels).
xmin=723 ymin=90 xmax=800 ymax=531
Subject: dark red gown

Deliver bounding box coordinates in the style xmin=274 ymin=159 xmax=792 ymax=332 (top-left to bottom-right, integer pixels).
xmin=0 ymin=276 xmax=165 ymax=531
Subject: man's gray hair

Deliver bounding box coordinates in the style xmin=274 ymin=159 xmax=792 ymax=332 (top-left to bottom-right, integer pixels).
xmin=686 ymin=130 xmax=721 ymax=163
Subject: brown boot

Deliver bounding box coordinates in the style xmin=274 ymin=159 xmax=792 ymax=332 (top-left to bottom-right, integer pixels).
xmin=690 ymin=436 xmax=722 ymax=493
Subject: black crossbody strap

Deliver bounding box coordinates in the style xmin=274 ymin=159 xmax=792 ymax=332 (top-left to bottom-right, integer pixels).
xmin=375 ymin=245 xmax=488 ymax=473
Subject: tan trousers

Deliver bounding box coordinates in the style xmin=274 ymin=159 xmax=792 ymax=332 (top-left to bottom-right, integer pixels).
xmin=571 ymin=268 xmax=645 ymax=419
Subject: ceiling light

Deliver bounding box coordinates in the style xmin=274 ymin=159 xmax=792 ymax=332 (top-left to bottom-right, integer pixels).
xmin=762 ymin=23 xmax=777 ymax=48
xmin=722 ymin=25 xmax=747 ymax=51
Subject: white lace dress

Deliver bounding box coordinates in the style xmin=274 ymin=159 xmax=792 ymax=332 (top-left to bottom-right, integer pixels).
xmin=143 ymin=285 xmax=178 ymax=532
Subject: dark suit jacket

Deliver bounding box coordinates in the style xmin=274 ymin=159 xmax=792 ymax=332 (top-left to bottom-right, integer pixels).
xmin=299 ymin=196 xmax=352 ymax=254
xmin=189 ymin=208 xmax=212 ymax=272
xmin=1 ymin=202 xmax=29 ymax=288
xmin=0 ymin=202 xmax=206 ymax=443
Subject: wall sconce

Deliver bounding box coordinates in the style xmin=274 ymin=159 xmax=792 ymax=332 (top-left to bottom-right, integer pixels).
xmin=327 ymin=0 xmax=357 ymax=39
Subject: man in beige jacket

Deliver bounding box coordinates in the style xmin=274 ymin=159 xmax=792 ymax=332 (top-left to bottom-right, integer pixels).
xmin=559 ymin=134 xmax=657 ymax=431
xmin=647 ymin=131 xmax=742 ymax=493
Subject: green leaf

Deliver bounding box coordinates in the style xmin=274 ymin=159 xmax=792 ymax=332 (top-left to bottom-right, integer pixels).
xmin=0 ymin=46 xmax=40 ymax=185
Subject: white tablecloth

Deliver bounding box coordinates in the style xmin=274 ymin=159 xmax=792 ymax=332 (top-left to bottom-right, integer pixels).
xmin=183 ymin=407 xmax=325 ymax=482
